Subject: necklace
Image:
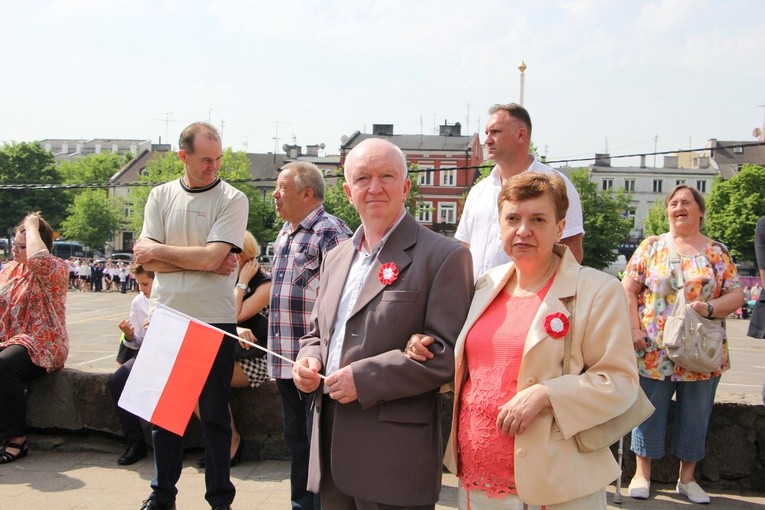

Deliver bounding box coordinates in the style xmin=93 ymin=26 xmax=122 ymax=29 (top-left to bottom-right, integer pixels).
xmin=507 ymin=255 xmax=560 ymax=297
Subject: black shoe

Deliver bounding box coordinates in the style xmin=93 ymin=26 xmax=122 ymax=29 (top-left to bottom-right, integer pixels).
xmin=139 ymin=498 xmax=176 ymax=510
xmin=118 ymin=441 xmax=148 ymax=465
xmin=230 ymin=439 xmax=244 ymax=467
xmin=197 ymin=439 xmax=245 ymax=469
xmin=0 ymin=440 xmax=29 ymax=464
xmin=211 ymin=506 xmax=231 ymax=510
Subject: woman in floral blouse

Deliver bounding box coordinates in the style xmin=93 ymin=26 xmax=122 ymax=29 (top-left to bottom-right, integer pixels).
xmin=0 ymin=213 xmax=69 ymax=464
xmin=623 ymin=185 xmax=744 ymax=504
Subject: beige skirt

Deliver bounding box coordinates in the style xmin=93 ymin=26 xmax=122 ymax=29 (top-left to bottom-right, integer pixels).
xmin=458 ymin=486 xmax=606 ymax=510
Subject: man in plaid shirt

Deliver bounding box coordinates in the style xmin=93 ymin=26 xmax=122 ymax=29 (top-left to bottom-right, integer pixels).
xmin=268 ymin=161 xmax=351 ymax=509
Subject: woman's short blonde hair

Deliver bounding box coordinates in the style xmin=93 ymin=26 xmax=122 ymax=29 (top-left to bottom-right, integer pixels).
xmin=497 ymin=171 xmax=569 ymax=222
xmin=240 ymin=231 xmax=260 ymax=262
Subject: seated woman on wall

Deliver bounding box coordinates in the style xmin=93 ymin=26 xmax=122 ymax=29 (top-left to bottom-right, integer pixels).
xmin=408 ymin=172 xmax=639 ymax=509
xmin=196 ymin=231 xmax=272 ymax=468
xmin=0 ymin=213 xmax=69 ymax=464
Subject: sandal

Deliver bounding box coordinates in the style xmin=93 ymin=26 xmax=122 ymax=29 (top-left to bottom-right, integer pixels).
xmin=0 ymin=440 xmax=29 ymax=464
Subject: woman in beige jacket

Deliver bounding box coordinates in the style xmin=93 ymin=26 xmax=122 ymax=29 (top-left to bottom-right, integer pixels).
xmin=408 ymin=172 xmax=638 ymax=509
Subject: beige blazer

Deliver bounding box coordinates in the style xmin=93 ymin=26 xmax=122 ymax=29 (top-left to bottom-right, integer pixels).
xmin=298 ymin=213 xmax=474 ymax=506
xmin=444 ymin=244 xmax=638 ymax=506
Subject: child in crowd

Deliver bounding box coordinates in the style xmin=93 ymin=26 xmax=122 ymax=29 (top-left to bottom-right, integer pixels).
xmin=115 ymin=264 xmax=153 ymax=366
xmin=108 ymin=263 xmax=154 ymax=464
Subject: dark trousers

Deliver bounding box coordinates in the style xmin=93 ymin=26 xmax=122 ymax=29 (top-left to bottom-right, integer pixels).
xmin=276 ymin=378 xmax=320 ymax=510
xmin=107 ymin=358 xmax=144 ymax=445
xmin=318 ymin=397 xmax=433 ymax=510
xmin=0 ymin=345 xmax=46 ymax=439
xmin=150 ymin=324 xmax=236 ymax=507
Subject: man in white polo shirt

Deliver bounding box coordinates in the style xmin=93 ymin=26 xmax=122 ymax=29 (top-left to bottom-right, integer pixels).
xmin=455 ymin=103 xmax=584 ymax=281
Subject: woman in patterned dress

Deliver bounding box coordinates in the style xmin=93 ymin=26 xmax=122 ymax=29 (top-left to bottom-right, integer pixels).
xmin=0 ymin=213 xmax=69 ymax=464
xmin=623 ymin=185 xmax=744 ymax=504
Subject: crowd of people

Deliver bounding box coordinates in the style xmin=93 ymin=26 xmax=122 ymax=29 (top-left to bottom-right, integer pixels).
xmin=66 ymin=258 xmax=134 ymax=293
xmin=0 ymin=109 xmax=758 ymax=510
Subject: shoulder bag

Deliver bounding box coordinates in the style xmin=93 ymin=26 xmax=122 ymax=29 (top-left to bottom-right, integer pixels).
xmin=561 ymin=282 xmax=654 ymax=453
xmin=662 ymin=238 xmax=725 ymax=373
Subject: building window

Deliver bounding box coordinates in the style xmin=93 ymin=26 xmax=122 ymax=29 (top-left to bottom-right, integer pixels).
xmin=675 ymin=179 xmax=686 ymax=186
xmin=440 ymin=168 xmax=456 ymax=186
xmin=696 ymin=180 xmax=707 ymax=193
xmin=652 ymin=179 xmax=663 ymax=193
xmin=602 ymin=178 xmax=613 ymax=191
xmin=438 ymin=202 xmax=457 ymax=224
xmin=416 ymin=201 xmax=433 ymax=223
xmin=624 ymin=179 xmax=636 ymax=192
xmin=734 ymin=146 xmax=743 ymax=154
xmin=417 ymin=164 xmax=434 ymax=186
xmin=626 ymin=206 xmax=636 ymax=228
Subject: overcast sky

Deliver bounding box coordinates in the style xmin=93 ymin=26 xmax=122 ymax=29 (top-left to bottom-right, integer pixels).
xmin=2 ymin=0 xmax=764 ymax=167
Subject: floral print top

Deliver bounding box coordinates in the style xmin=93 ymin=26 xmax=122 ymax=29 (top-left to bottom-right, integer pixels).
xmin=625 ymin=233 xmax=740 ymax=381
xmin=0 ymin=251 xmax=69 ymax=371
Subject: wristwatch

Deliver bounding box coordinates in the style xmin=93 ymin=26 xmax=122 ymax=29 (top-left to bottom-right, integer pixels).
xmin=706 ymin=302 xmax=714 ymax=319
xmin=236 ymin=282 xmax=247 ymax=291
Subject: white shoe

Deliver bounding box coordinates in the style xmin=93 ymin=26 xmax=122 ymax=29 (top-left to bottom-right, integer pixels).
xmin=628 ymin=477 xmax=650 ymax=499
xmin=676 ymin=480 xmax=711 ymax=504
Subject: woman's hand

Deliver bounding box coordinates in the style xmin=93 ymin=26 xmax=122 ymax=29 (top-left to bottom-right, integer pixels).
xmin=239 ymin=258 xmax=259 ymax=283
xmin=496 ymin=384 xmax=550 ymax=436
xmin=631 ymin=328 xmax=648 ymax=351
xmin=23 ymin=213 xmax=40 ymax=231
xmin=404 ymin=334 xmax=435 ymax=362
xmin=690 ymin=299 xmax=711 ymax=319
xmin=236 ymin=327 xmax=256 ymax=350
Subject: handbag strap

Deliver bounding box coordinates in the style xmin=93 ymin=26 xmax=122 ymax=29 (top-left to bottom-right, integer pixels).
xmin=561 ymin=269 xmax=581 ymax=375
xmin=562 ymin=295 xmax=576 ymax=374
xmin=665 ymin=235 xmax=687 ymax=315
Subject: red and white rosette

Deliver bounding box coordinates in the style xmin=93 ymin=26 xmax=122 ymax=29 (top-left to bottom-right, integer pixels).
xmin=378 ymin=262 xmax=399 ymax=286
xmin=544 ymin=312 xmax=569 ymax=339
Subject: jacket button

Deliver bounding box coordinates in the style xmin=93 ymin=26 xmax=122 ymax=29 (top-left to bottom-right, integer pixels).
xmin=323 ymin=339 xmax=329 ymax=345
xmin=377 ymin=400 xmax=385 ymax=405
xmin=516 ymin=448 xmax=526 ymax=457
xmin=526 ymin=377 xmax=536 ymax=385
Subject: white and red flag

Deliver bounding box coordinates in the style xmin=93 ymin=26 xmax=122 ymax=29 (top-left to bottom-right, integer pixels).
xmin=119 ymin=304 xmax=224 ymax=436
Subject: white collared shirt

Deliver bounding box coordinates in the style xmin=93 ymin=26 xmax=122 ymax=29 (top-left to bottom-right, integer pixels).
xmin=454 ymin=158 xmax=584 ymax=282
xmin=324 ymin=211 xmax=406 ymax=381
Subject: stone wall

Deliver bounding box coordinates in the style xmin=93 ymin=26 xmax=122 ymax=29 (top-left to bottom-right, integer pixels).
xmin=25 ymin=369 xmax=765 ymax=492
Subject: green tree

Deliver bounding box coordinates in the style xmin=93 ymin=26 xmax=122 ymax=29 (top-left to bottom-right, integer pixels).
xmin=220 ymin=149 xmax=279 ymax=245
xmin=705 ymin=164 xmax=765 ymax=261
xmin=643 ymin=199 xmax=669 ymax=236
xmin=0 ymin=142 xmax=70 ymax=237
xmin=323 ymin=169 xmax=360 ymax=231
xmin=61 ymin=190 xmax=123 ymax=251
xmin=58 ymin=152 xmax=128 ymax=184
xmin=569 ymin=168 xmax=633 ymax=270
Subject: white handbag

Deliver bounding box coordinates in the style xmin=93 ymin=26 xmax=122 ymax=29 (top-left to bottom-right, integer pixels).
xmin=662 ymin=239 xmax=725 ymax=374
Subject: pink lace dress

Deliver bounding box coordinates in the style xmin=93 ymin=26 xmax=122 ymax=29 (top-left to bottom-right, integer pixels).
xmin=0 ymin=251 xmax=69 ymax=371
xmin=458 ymin=281 xmax=551 ymax=499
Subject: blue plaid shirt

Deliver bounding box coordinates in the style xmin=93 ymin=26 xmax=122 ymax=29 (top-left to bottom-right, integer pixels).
xmin=267 ymin=206 xmax=352 ymax=378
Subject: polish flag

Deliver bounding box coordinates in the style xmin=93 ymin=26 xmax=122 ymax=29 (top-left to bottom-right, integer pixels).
xmin=119 ymin=304 xmax=224 ymax=436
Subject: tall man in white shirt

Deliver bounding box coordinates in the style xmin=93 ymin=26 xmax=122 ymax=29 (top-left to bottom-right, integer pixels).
xmin=455 ymin=103 xmax=585 ymax=281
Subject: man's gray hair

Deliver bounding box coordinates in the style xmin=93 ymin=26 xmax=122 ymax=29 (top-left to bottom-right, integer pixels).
xmin=281 ymin=161 xmax=325 ymax=200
